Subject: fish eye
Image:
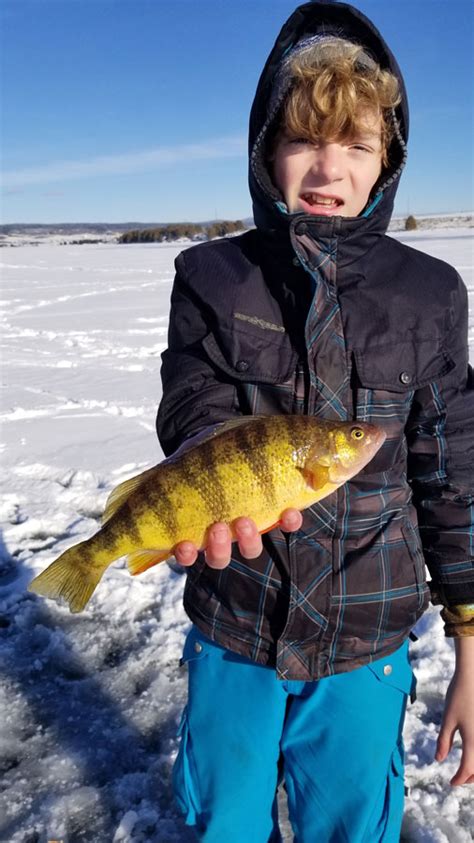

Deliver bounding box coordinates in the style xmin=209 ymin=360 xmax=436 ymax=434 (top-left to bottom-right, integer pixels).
xmin=351 ymin=427 xmax=365 ymax=440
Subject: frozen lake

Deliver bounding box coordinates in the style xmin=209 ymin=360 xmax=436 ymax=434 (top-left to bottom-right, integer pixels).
xmin=1 ymin=230 xmax=473 ymax=842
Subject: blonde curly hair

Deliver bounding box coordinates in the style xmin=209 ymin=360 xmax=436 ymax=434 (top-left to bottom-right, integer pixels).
xmin=281 ymin=38 xmax=401 ymax=166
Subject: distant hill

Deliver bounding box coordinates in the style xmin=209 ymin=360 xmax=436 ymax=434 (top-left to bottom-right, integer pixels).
xmin=0 ymin=219 xmax=255 ymax=237
xmin=0 ymin=213 xmax=471 ymax=247
xmin=0 ymin=219 xmax=255 ymax=247
xmin=119 ymin=220 xmax=246 ymax=243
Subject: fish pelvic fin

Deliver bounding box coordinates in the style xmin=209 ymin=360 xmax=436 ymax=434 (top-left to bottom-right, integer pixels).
xmin=126 ymin=549 xmax=170 ymax=576
xmin=260 ymin=520 xmax=282 ymax=535
xmin=28 ymin=541 xmax=105 ymax=613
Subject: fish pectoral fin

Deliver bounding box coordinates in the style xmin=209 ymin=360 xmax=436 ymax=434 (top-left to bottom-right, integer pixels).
xmin=102 ymin=466 xmax=157 ymax=525
xmin=299 ymin=463 xmax=330 ymax=490
xmin=126 ymin=549 xmax=170 ymax=576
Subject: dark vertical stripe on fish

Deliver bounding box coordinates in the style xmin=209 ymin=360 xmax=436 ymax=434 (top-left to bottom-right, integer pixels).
xmin=105 ymin=501 xmax=142 ymax=548
xmin=141 ymin=472 xmax=179 ymax=540
xmin=232 ymin=420 xmax=277 ymax=507
xmin=283 ymin=414 xmax=299 ymax=448
xmin=184 ymin=439 xmax=231 ymax=522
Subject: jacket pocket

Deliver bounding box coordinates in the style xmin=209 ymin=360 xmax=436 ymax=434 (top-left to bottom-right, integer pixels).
xmin=202 ymin=328 xmax=298 ymax=385
xmin=351 ymin=338 xmax=454 ymax=471
xmin=353 ymin=338 xmax=455 ymax=394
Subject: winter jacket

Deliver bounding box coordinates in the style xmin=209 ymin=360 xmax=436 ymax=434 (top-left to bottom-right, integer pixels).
xmin=156 ymin=1 xmax=474 ymax=680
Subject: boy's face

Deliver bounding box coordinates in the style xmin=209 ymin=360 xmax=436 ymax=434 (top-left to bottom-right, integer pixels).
xmin=271 ymin=112 xmax=384 ymax=218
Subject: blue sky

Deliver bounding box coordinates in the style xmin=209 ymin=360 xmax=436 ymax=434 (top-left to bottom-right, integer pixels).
xmin=2 ymin=0 xmax=473 ymax=224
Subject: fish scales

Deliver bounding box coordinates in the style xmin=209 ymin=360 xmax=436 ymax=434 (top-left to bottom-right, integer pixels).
xmin=156 ymin=445 xmax=233 ymax=537
xmin=28 ymin=415 xmax=386 ymax=612
xmin=128 ymin=464 xmax=191 ymax=547
xmin=184 ymin=436 xmax=234 ymax=524
xmin=137 ymin=467 xmax=183 ymax=543
xmin=232 ymin=421 xmax=278 ymax=509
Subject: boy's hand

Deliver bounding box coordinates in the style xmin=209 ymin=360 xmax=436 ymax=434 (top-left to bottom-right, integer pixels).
xmin=435 ymin=637 xmax=474 ymax=786
xmin=174 ymin=509 xmax=303 ymax=570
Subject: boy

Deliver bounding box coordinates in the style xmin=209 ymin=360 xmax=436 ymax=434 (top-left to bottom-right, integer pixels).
xmin=157 ymin=2 xmax=474 ymax=840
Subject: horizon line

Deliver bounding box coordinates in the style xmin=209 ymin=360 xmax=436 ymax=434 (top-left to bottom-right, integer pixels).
xmin=1 ymin=210 xmax=473 ymax=228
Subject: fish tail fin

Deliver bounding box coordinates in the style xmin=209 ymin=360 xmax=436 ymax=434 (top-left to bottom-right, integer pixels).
xmin=28 ymin=541 xmax=105 ymax=613
xmin=126 ymin=549 xmax=170 ymax=576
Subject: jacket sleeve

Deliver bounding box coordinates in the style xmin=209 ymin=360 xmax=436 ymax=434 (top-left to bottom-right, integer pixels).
xmin=405 ymin=274 xmax=474 ymax=610
xmin=156 ymin=250 xmax=241 ymax=457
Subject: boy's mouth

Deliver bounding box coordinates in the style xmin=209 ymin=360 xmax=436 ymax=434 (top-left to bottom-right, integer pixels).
xmin=299 ymin=192 xmax=344 ymax=215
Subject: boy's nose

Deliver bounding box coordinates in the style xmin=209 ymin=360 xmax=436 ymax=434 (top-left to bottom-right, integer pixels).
xmin=311 ymin=143 xmax=345 ymax=180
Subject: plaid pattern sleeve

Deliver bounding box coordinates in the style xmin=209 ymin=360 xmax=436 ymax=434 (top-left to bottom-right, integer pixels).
xmin=405 ymin=277 xmax=474 ymax=609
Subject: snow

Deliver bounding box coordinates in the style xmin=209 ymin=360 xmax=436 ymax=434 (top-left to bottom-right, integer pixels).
xmin=1 ymin=230 xmax=473 ymax=842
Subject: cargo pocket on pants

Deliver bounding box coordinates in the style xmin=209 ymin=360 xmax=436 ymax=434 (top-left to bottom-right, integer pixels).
xmin=364 ymin=738 xmax=405 ymax=843
xmin=173 ymin=707 xmax=202 ymax=827
xmin=384 ymin=739 xmax=405 ymax=842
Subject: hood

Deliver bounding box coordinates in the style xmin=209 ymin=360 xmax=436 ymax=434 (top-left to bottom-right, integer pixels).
xmin=248 ymin=1 xmax=409 ymax=240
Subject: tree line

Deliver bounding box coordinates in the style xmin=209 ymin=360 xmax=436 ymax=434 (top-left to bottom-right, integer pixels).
xmin=119 ymin=220 xmax=246 ymax=243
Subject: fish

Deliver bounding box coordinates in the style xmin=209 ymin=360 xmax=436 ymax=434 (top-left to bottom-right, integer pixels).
xmin=28 ymin=415 xmax=386 ymax=613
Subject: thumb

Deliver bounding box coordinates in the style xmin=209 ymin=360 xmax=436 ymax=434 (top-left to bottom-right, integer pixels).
xmin=436 ymin=722 xmax=456 ymax=762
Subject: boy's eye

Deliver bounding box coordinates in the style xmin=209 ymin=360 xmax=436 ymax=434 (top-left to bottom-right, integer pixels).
xmin=287 ymin=136 xmax=313 ymax=146
xmin=350 ymin=144 xmax=372 ymax=153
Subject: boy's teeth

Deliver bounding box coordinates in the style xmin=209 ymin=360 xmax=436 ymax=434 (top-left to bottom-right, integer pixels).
xmin=303 ymin=193 xmax=338 ymax=206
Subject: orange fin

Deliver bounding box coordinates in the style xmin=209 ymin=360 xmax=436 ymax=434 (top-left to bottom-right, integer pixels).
xmin=299 ymin=464 xmax=330 ymax=490
xmin=126 ymin=549 xmax=170 ymax=576
xmin=260 ymin=520 xmax=281 ymax=535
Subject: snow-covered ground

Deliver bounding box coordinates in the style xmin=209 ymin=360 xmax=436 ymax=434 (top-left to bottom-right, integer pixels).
xmin=1 ymin=230 xmax=473 ymax=842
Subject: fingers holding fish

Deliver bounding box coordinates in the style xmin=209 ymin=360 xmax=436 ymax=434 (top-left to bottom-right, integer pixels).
xmin=173 ymin=532 xmax=232 ymax=569
xmin=175 ymin=509 xmax=303 ymax=570
xmin=234 ymin=517 xmax=264 ymax=559
xmin=205 ymin=523 xmax=233 ymax=569
xmin=174 ymin=531 xmax=232 ymax=570
xmin=174 ymin=523 xmax=244 ymax=570
xmin=174 ymin=541 xmax=198 ymax=567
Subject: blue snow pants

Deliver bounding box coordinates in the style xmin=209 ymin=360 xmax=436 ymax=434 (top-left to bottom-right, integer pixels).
xmin=173 ymin=625 xmax=416 ymax=843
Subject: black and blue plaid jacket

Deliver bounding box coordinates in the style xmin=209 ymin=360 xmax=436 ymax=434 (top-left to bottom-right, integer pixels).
xmin=157 ymin=2 xmax=474 ymax=680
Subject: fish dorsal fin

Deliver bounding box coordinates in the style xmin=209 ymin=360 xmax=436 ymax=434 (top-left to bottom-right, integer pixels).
xmin=201 ymin=415 xmax=270 ymax=441
xmin=165 ymin=416 xmax=270 ymax=462
xmin=102 ymin=466 xmax=156 ymax=525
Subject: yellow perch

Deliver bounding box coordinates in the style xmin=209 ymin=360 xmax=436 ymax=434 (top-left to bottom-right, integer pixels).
xmin=28 ymin=415 xmax=386 ymax=613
